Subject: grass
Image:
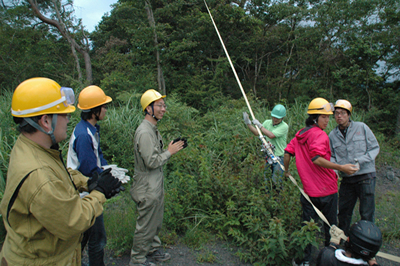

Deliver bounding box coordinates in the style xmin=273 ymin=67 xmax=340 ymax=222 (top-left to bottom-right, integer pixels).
xmin=0 ymin=90 xmax=400 ymax=264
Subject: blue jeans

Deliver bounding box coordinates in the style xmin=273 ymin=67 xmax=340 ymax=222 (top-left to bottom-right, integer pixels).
xmin=81 ymin=214 xmax=107 ymax=266
xmin=264 ymin=156 xmax=284 ymax=191
xmin=338 ymin=177 xmax=376 ymax=235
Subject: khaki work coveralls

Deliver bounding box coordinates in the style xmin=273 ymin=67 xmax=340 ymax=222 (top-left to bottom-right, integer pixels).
xmin=0 ymin=135 xmax=106 ymax=266
xmin=130 ymin=120 xmax=171 ymax=264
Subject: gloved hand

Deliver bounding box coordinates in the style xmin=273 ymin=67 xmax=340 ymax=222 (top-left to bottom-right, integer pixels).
xmin=87 ymin=169 xmax=105 ymax=192
xmin=243 ymin=112 xmax=251 ymax=125
xmin=252 ymin=119 xmax=263 ymax=128
xmin=92 ymin=168 xmax=123 ymax=199
xmin=329 ymin=225 xmax=347 ymax=245
xmin=102 ymin=165 xmax=131 ymax=184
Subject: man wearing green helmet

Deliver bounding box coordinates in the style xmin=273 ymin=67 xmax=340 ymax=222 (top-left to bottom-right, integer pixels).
xmin=243 ymin=104 xmax=289 ymax=190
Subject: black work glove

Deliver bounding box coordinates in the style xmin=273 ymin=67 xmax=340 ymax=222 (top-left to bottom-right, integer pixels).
xmin=111 ymin=185 xmax=126 ymax=195
xmin=87 ymin=169 xmax=104 ymax=192
xmin=91 ymin=168 xmax=123 ymax=199
xmin=173 ymin=137 xmax=188 ymax=149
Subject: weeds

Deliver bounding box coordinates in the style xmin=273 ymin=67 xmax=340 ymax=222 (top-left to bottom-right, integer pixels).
xmin=0 ymin=91 xmax=399 ymax=264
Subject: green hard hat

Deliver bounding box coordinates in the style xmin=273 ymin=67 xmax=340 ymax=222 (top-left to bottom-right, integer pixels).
xmin=271 ymin=104 xmax=286 ymax=119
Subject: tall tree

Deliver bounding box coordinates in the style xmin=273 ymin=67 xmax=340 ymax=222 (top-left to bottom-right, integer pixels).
xmin=145 ymin=0 xmax=165 ymax=94
xmin=0 ymin=1 xmax=74 ymax=88
xmin=27 ymin=0 xmax=93 ymax=83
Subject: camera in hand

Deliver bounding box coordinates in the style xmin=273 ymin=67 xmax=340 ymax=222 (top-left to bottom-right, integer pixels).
xmin=173 ymin=137 xmax=188 ymax=149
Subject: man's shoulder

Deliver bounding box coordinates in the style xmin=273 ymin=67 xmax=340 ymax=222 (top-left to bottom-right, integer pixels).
xmin=317 ymin=245 xmax=339 ymax=266
xmin=73 ymin=120 xmax=91 ymax=135
xmin=134 ymin=120 xmax=154 ymax=137
xmin=350 ymin=121 xmax=376 ymax=135
xmin=351 ymin=121 xmax=367 ymax=127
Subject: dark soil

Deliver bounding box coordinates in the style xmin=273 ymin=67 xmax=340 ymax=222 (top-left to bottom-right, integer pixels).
xmin=86 ymin=240 xmax=252 ymax=266
xmin=86 ymin=166 xmax=400 ymax=266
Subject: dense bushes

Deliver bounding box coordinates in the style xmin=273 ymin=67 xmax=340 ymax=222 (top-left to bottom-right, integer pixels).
xmin=99 ymin=95 xmax=322 ymax=264
xmin=1 ymin=90 xmax=399 ymax=264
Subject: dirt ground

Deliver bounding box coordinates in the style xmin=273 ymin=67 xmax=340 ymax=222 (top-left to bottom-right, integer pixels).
xmin=85 ymin=166 xmax=400 ymax=266
xmin=86 ymin=240 xmax=253 ymax=266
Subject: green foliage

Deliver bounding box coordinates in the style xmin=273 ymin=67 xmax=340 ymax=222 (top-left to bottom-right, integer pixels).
xmin=0 ymin=89 xmax=18 ymax=190
xmin=103 ymin=192 xmax=137 ymax=256
xmin=375 ymin=190 xmax=400 ymax=241
xmin=196 ymin=248 xmax=217 ymax=263
xmin=2 ymin=0 xmax=400 ymax=262
xmin=1 ymin=86 xmax=400 ymax=263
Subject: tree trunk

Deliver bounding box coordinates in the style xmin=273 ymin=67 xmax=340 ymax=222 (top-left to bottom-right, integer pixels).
xmin=145 ymin=0 xmax=165 ymax=95
xmin=28 ymin=0 xmax=93 ymax=84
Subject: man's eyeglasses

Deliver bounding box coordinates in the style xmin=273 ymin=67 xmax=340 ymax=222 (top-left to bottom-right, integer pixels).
xmin=154 ymin=104 xmax=167 ymax=109
xmin=335 ymin=111 xmax=347 ymax=117
xmin=59 ymin=113 xmax=72 ymax=120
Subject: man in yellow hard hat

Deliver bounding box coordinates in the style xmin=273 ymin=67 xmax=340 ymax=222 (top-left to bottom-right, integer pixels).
xmin=0 ymin=77 xmax=122 ymax=265
xmin=284 ymin=98 xmax=357 ymax=266
xmin=129 ymin=89 xmax=185 ymax=266
xmin=67 ymin=85 xmax=117 ymax=266
xmin=329 ymin=100 xmax=379 ymax=236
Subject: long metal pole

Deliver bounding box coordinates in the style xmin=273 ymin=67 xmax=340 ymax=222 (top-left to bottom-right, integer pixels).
xmin=202 ymin=1 xmax=400 ymax=262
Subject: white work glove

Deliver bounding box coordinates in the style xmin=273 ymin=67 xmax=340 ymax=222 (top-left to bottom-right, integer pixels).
xmin=252 ymin=119 xmax=263 ymax=128
xmin=102 ymin=164 xmax=131 ymax=184
xmin=329 ymin=225 xmax=347 ymax=245
xmin=243 ymin=112 xmax=251 ymax=125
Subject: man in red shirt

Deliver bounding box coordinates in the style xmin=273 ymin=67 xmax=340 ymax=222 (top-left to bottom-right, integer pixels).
xmin=284 ymin=98 xmax=357 ymax=266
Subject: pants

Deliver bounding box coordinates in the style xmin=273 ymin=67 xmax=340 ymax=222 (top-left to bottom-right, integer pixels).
xmin=81 ymin=214 xmax=107 ymax=266
xmin=300 ymin=193 xmax=337 ymax=262
xmin=130 ymin=191 xmax=164 ymax=264
xmin=338 ymin=177 xmax=376 ymax=235
xmin=264 ymin=156 xmax=284 ymax=191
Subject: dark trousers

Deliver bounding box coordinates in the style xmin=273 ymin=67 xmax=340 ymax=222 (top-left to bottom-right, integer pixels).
xmin=81 ymin=214 xmax=107 ymax=266
xmin=338 ymin=177 xmax=376 ymax=235
xmin=300 ymin=193 xmax=338 ymax=262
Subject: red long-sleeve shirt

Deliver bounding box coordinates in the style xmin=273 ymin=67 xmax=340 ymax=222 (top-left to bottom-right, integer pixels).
xmin=285 ymin=126 xmax=338 ymax=197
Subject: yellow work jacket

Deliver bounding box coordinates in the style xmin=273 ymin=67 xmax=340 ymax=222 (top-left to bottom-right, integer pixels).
xmin=0 ymin=135 xmax=106 ymax=266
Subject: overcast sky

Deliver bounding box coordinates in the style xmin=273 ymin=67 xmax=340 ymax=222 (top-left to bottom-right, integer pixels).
xmin=73 ymin=0 xmax=118 ymax=32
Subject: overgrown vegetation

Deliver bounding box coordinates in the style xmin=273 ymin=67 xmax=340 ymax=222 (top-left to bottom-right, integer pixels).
xmin=1 ymin=0 xmax=400 ymax=135
xmin=1 ymin=89 xmax=399 ymax=264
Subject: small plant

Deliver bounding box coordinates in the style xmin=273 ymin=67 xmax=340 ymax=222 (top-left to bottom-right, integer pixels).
xmin=196 ymin=248 xmax=217 ymax=263
xmin=182 ymin=228 xmax=212 ymax=250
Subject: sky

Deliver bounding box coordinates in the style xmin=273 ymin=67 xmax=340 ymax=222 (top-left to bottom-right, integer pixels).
xmin=73 ymin=0 xmax=118 ymax=32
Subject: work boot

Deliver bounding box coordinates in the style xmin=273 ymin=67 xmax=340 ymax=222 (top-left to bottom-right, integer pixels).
xmin=129 ymin=259 xmax=156 ymax=266
xmin=292 ymin=258 xmax=310 ymax=266
xmin=147 ymin=249 xmax=171 ymax=262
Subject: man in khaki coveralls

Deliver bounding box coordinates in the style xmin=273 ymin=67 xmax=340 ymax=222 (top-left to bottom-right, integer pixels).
xmin=0 ymin=77 xmax=122 ymax=266
xmin=129 ymin=89 xmax=185 ymax=266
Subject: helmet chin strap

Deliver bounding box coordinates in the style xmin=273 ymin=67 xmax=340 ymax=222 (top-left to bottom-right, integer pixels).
xmin=313 ymin=114 xmax=320 ymax=128
xmin=23 ymin=114 xmax=58 ymax=146
xmin=145 ymin=104 xmax=160 ymax=121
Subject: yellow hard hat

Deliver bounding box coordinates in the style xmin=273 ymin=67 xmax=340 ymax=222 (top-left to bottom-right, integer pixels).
xmin=334 ymin=99 xmax=352 ymax=113
xmin=77 ymin=85 xmax=112 ymax=110
xmin=307 ymin=97 xmax=334 ymax=115
xmin=11 ymin=77 xmax=76 ymax=118
xmin=140 ymin=89 xmax=166 ymax=111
